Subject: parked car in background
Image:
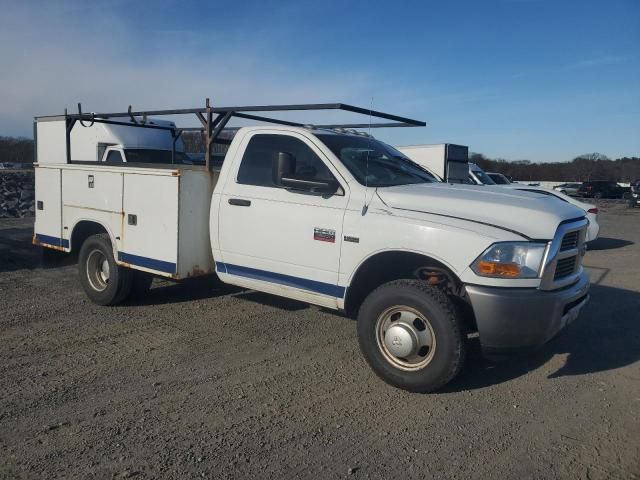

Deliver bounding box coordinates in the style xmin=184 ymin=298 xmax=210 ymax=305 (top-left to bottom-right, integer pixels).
xmin=468 ymin=163 xmax=496 ymax=185
xmin=553 ymin=182 xmax=582 ymax=196
xmin=487 ymin=172 xmax=511 ymax=184
xmin=577 ymin=181 xmax=629 ymax=199
xmin=629 ymin=179 xmax=640 ymax=208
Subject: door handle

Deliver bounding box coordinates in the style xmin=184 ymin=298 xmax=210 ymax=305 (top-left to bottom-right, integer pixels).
xmin=228 ymin=198 xmax=251 ymax=207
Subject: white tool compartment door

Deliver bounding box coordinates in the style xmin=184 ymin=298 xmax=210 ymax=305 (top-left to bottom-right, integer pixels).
xmin=34 ymin=167 xmax=63 ymax=247
xmin=61 ymin=168 xmax=123 ymax=212
xmin=121 ymin=173 xmax=179 ymax=276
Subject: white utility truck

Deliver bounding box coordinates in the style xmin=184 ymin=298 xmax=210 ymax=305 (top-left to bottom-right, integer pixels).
xmin=33 ymin=102 xmax=590 ymax=392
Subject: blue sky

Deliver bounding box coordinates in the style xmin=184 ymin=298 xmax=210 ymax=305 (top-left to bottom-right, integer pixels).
xmin=1 ymin=0 xmax=638 ymax=162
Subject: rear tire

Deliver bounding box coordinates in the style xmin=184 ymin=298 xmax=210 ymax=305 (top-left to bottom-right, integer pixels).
xmin=357 ymin=280 xmax=466 ymax=393
xmin=78 ymin=234 xmax=132 ymax=306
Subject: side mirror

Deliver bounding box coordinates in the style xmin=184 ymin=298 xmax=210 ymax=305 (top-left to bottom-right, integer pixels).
xmin=272 ymin=151 xmax=341 ymax=195
xmin=272 ymin=152 xmax=296 ymax=187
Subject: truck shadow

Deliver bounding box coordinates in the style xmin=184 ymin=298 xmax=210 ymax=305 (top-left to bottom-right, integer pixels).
xmin=130 ymin=277 xmax=309 ymax=311
xmin=442 ymin=283 xmax=640 ymax=393
xmin=0 ymin=225 xmax=77 ymax=273
xmin=130 ymin=277 xmax=241 ymax=305
xmin=587 ymin=237 xmax=634 ymax=251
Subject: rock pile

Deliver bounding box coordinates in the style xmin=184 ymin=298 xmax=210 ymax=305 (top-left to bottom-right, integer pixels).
xmin=0 ymin=171 xmax=35 ymax=218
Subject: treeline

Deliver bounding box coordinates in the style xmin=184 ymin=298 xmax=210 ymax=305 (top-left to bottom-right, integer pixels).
xmin=472 ymin=152 xmax=640 ymax=182
xmin=1 ymin=135 xmax=638 ymax=181
xmin=0 ymin=136 xmax=34 ymax=164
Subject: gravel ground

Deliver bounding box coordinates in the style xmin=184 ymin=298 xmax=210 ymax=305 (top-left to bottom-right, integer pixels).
xmin=0 ymin=205 xmax=639 ymax=479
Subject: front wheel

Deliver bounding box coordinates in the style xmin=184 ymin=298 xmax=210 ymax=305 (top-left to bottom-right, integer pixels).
xmin=78 ymin=234 xmax=132 ymax=306
xmin=357 ymin=280 xmax=466 ymax=393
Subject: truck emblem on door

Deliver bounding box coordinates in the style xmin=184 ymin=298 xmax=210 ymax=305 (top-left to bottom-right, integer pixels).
xmin=314 ymin=228 xmax=335 ymax=243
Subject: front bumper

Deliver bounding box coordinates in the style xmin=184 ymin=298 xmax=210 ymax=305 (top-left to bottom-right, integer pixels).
xmin=465 ymin=271 xmax=590 ymax=352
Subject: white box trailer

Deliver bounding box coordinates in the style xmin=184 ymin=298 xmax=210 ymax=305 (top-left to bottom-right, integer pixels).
xmin=397 ymin=144 xmax=469 ymax=183
xmin=36 ymin=116 xmax=184 ymax=164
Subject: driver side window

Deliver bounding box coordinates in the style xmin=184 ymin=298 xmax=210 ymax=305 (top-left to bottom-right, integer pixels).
xmin=237 ymin=134 xmax=334 ymax=188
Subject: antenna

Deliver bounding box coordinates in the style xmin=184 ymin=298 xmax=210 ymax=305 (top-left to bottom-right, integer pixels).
xmin=362 ymin=97 xmax=373 ymax=216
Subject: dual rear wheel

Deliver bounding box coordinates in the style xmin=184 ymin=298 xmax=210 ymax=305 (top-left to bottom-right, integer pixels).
xmin=78 ymin=234 xmax=152 ymax=306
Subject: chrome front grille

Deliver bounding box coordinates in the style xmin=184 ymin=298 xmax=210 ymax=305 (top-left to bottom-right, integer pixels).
xmin=560 ymin=231 xmax=579 ymax=251
xmin=540 ymin=218 xmax=588 ymax=290
xmin=554 ymin=256 xmax=577 ymax=280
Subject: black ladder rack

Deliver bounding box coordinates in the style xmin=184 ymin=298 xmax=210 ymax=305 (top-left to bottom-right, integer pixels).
xmin=36 ymin=99 xmax=426 ymax=170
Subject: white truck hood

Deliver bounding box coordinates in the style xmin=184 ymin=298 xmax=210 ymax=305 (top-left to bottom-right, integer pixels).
xmin=376 ymin=183 xmax=585 ymax=239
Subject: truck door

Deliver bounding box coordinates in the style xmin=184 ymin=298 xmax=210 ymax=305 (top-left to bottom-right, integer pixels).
xmin=217 ymin=131 xmax=348 ymax=303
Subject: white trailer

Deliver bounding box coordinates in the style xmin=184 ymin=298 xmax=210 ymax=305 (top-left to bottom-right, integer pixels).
xmin=396 ymin=144 xmax=469 ymax=183
xmin=36 ymin=116 xmax=185 ymax=164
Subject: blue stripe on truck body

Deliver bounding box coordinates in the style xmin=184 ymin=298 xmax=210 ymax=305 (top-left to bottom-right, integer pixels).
xmin=118 ymin=252 xmax=176 ymax=275
xmin=216 ymin=261 xmax=345 ymax=298
xmin=35 ymin=233 xmax=69 ymax=248
xmin=34 ymin=234 xmax=175 ymax=275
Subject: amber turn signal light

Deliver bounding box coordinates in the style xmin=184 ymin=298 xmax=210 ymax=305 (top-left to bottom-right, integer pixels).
xmin=476 ymin=261 xmax=521 ymax=277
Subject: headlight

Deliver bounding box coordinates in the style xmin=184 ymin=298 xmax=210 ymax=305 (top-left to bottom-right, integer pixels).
xmin=471 ymin=242 xmax=548 ymax=279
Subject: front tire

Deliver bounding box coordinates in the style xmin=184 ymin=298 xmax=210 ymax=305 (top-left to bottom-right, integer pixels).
xmin=357 ymin=280 xmax=466 ymax=393
xmin=78 ymin=234 xmax=132 ymax=306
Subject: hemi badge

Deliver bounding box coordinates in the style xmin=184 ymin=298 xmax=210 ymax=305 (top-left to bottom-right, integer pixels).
xmin=344 ymin=236 xmax=359 ymax=243
xmin=314 ymin=228 xmax=335 ymax=243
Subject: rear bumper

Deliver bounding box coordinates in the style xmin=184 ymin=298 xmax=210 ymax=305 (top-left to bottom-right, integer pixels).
xmin=465 ymin=271 xmax=590 ymax=352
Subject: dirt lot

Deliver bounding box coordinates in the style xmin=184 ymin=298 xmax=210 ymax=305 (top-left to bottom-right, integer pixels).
xmin=1 ymin=204 xmax=639 ymax=479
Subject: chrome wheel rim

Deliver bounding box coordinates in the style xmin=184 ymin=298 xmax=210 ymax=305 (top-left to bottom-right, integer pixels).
xmin=86 ymin=249 xmax=110 ymax=292
xmin=375 ymin=306 xmax=436 ymax=371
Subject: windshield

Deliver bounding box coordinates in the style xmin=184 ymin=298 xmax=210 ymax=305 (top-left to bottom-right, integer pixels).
xmin=124 ymin=149 xmax=190 ymax=164
xmin=471 ymin=167 xmax=496 ymax=185
xmin=488 ymin=173 xmax=510 ymax=184
xmin=317 ymin=134 xmax=437 ymax=187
